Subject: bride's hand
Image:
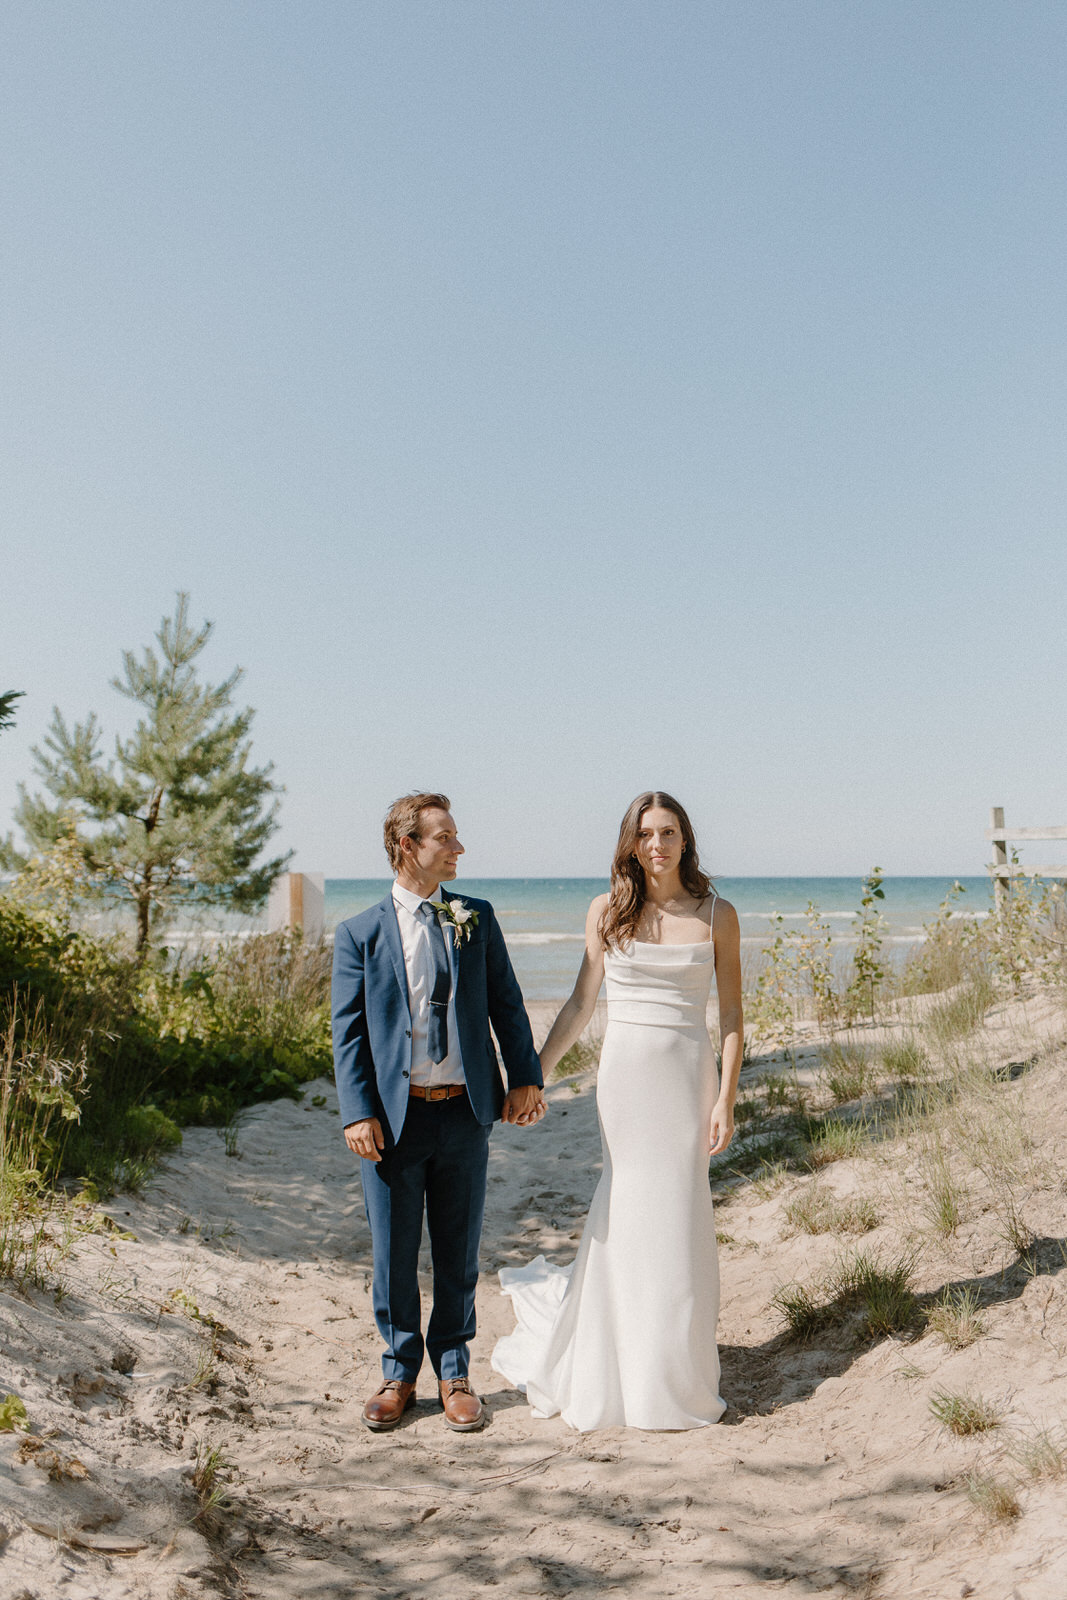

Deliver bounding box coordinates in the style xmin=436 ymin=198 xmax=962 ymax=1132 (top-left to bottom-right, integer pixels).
xmin=708 ymin=1098 xmax=734 ymax=1157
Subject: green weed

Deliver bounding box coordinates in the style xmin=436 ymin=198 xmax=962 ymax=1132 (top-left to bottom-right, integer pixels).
xmin=881 ymin=1037 xmax=929 ymax=1081
xmin=926 ymin=1285 xmax=986 ymax=1349
xmin=929 ymin=1389 xmax=1002 ymax=1436
xmin=806 ymin=1115 xmax=870 ymax=1168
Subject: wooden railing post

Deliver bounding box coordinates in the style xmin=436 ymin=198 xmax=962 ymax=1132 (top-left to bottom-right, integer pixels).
xmin=267 ymin=872 xmax=326 ymax=940
xmin=990 ymin=805 xmax=1007 ymax=918
xmin=987 ymin=811 xmax=1067 ymax=904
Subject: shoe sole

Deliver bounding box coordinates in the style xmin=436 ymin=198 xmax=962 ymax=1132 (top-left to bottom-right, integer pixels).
xmin=441 ymin=1407 xmax=486 ymax=1432
xmin=362 ymin=1395 xmax=417 ymax=1432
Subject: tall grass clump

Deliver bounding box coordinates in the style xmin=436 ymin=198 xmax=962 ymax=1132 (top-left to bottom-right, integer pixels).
xmin=881 ymin=1036 xmax=929 ymax=1082
xmin=821 ymin=1041 xmax=874 ymax=1105
xmin=0 ymin=896 xmax=332 ymax=1194
xmin=926 ymin=1285 xmax=986 ymax=1348
xmin=900 ymin=881 xmax=983 ymax=995
xmin=784 ymin=1182 xmax=878 ymax=1236
xmin=963 ymin=1470 xmax=1021 ymax=1522
xmin=773 ymin=1247 xmax=918 ymax=1342
xmin=929 ymin=1389 xmax=1002 ymax=1436
xmin=830 ymin=1247 xmax=919 ymax=1337
xmin=0 ymin=992 xmax=87 ymax=1285
xmin=925 ymin=978 xmax=997 ymax=1050
xmin=917 ymin=1140 xmax=965 ymax=1236
xmin=806 ymin=1114 xmax=871 ymax=1168
xmin=1007 ymin=1426 xmax=1066 ymax=1482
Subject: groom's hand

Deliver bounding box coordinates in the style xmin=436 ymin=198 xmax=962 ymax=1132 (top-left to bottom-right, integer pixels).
xmin=502 ymin=1086 xmax=548 ymax=1127
xmin=345 ymin=1117 xmax=386 ymax=1162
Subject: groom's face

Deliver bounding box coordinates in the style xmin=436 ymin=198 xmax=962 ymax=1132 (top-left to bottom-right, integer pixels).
xmin=403 ymin=807 xmax=464 ymax=885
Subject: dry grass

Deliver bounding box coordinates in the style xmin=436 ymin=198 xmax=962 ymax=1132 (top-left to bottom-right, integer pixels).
xmin=925 ymin=978 xmax=997 ymax=1049
xmin=1007 ymin=1425 xmax=1066 ymax=1482
xmin=926 ymin=1285 xmax=986 ymax=1349
xmin=821 ymin=1041 xmax=874 ymax=1105
xmin=749 ymin=1158 xmax=792 ymax=1200
xmin=806 ymin=1115 xmax=870 ymax=1168
xmin=963 ymin=1469 xmax=1021 ymax=1522
xmin=881 ymin=1036 xmax=929 ymax=1081
xmin=190 ymin=1438 xmax=232 ymax=1532
xmin=784 ymin=1182 xmax=878 ymax=1236
xmin=917 ymin=1142 xmax=965 ymax=1237
xmin=929 ymin=1389 xmax=1002 ymax=1436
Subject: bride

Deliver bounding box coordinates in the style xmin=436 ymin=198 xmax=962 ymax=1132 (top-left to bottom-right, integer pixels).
xmin=492 ymin=791 xmax=742 ymax=1431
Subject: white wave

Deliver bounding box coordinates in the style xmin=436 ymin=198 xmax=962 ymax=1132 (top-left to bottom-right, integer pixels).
xmin=742 ymin=910 xmax=860 ymax=921
xmin=506 ymin=932 xmax=585 ymax=946
xmin=741 ymin=932 xmax=928 ymax=947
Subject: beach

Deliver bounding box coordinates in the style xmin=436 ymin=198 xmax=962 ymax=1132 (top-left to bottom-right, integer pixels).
xmin=145 ymin=877 xmax=994 ymax=1003
xmin=2 ymin=984 xmax=1066 ymax=1598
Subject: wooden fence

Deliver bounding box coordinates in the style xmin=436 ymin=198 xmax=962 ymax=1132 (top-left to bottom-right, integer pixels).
xmin=986 ymin=806 xmax=1067 ymax=914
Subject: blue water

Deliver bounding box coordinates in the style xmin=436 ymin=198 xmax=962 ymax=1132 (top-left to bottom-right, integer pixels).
xmin=325 ymin=877 xmax=991 ymax=1000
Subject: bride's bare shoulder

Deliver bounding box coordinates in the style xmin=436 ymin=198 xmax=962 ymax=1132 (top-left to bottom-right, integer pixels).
xmin=588 ymin=891 xmax=610 ymax=915
xmin=710 ymin=895 xmax=739 ymax=933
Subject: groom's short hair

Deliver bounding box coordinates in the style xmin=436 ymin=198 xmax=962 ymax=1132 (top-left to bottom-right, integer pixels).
xmin=384 ymin=792 xmax=452 ymax=873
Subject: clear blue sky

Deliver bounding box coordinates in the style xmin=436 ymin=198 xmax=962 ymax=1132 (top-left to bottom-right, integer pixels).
xmin=2 ymin=3 xmax=1065 ymax=877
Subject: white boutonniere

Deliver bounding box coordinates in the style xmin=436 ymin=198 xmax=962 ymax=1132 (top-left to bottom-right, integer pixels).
xmin=430 ymin=897 xmax=479 ymax=947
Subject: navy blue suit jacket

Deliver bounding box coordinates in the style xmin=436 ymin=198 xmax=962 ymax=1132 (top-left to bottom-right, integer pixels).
xmin=331 ymin=890 xmax=542 ymax=1140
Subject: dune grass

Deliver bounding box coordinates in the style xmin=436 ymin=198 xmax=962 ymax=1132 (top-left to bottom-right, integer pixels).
xmin=784 ymin=1182 xmax=878 ymax=1236
xmin=773 ymin=1247 xmax=918 ymax=1342
xmin=963 ymin=1470 xmax=1021 ymax=1522
xmin=929 ymin=1389 xmax=1002 ymax=1436
xmin=926 ymin=1285 xmax=986 ymax=1349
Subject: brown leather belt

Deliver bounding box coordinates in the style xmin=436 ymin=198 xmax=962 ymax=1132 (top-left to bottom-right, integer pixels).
xmin=409 ymin=1084 xmax=466 ymax=1102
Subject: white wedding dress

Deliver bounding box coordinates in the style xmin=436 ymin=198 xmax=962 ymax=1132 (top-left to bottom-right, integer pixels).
xmin=491 ymin=928 xmax=725 ymax=1431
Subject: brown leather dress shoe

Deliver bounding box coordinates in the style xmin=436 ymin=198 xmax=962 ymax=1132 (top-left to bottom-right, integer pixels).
xmin=362 ymin=1379 xmax=416 ymax=1432
xmin=438 ymin=1376 xmax=485 ymax=1431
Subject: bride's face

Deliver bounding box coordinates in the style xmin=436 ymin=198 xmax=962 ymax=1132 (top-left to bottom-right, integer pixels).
xmin=634 ymin=807 xmax=684 ymax=878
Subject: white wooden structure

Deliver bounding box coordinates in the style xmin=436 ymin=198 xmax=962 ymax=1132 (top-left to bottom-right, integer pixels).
xmin=267 ymin=872 xmax=325 ymax=940
xmin=986 ymin=807 xmax=1067 ymax=914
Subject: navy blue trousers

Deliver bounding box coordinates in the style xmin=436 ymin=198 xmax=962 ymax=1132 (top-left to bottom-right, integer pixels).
xmin=360 ymin=1094 xmax=491 ymax=1383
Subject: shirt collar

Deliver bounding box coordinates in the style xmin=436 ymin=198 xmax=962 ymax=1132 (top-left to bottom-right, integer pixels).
xmin=392 ymin=881 xmax=441 ymax=915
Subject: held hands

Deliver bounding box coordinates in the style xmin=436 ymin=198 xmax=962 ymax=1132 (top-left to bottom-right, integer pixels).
xmin=344 ymin=1092 xmax=548 ymax=1154
xmin=708 ymin=1097 xmax=734 ymax=1158
xmin=502 ymin=1085 xmax=548 ymax=1128
xmin=344 ymin=1117 xmax=386 ymax=1163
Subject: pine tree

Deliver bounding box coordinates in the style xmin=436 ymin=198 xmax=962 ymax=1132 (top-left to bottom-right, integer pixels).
xmin=10 ymin=595 xmax=290 ymax=952
xmin=0 ymin=690 xmax=23 ymax=736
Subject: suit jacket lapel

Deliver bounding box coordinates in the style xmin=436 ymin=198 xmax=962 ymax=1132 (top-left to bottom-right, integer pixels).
xmin=379 ymin=895 xmax=410 ymax=1018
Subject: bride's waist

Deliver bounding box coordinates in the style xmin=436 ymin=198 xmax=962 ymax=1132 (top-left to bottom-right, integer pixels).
xmin=605 ymin=998 xmax=711 ymax=1030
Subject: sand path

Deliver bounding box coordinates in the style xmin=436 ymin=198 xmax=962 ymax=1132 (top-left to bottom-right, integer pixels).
xmin=2 ymin=1029 xmax=1066 ymax=1598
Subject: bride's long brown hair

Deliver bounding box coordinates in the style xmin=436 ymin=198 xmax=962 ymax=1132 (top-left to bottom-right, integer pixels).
xmin=597 ymin=791 xmax=713 ymax=950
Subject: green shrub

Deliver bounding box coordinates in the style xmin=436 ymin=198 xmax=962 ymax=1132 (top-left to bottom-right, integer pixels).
xmin=0 ymin=899 xmax=332 ymax=1194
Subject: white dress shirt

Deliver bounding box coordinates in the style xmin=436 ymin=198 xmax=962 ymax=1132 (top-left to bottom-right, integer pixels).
xmin=392 ymin=882 xmax=466 ymax=1089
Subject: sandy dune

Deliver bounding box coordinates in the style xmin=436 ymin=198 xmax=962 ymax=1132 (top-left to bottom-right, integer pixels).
xmin=1 ymin=999 xmax=1066 ymax=1599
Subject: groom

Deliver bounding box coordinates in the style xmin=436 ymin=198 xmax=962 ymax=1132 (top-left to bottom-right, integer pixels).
xmin=331 ymin=792 xmax=546 ymax=1432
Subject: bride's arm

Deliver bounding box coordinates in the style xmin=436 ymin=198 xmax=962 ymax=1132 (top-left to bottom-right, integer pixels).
xmin=537 ymin=895 xmax=608 ymax=1079
xmin=709 ymin=899 xmax=743 ymax=1156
